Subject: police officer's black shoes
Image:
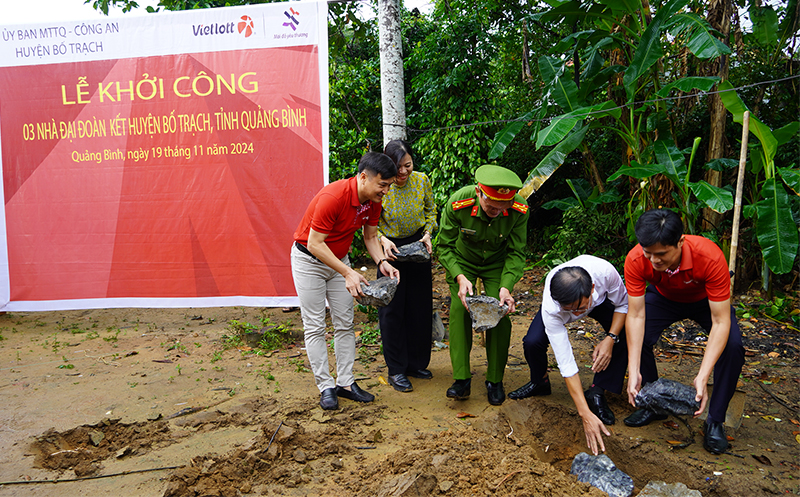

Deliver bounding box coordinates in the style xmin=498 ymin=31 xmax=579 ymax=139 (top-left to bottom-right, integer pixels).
xmin=623 ymin=408 xmax=667 ymax=427
xmin=336 ymin=382 xmax=375 ymax=403
xmin=486 ymin=381 xmax=505 ymax=406
xmin=388 ymin=374 xmax=413 ymax=392
xmin=508 ymin=378 xmax=552 ymax=399
xmin=703 ymin=420 xmax=728 ymax=454
xmin=446 ymin=379 xmax=471 ymax=400
xmin=320 ymin=388 xmax=338 ymax=410
xmin=584 ymin=386 xmax=615 ymax=425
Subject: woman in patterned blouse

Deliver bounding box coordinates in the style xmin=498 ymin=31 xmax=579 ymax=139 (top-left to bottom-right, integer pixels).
xmin=377 ymin=140 xmax=438 ymax=392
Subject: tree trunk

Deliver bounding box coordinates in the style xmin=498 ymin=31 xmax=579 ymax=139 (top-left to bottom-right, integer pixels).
xmin=702 ymin=0 xmax=732 ymax=232
xmin=379 ymin=0 xmax=406 ymax=145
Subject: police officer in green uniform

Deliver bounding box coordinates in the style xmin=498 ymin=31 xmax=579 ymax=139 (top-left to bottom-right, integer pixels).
xmin=438 ymin=165 xmax=529 ymax=405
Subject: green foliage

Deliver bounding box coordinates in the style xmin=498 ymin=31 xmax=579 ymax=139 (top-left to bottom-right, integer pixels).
xmin=359 ymin=324 xmax=381 ymax=345
xmin=542 ymin=207 xmax=626 ymax=270
xmin=737 ymin=292 xmax=800 ymax=328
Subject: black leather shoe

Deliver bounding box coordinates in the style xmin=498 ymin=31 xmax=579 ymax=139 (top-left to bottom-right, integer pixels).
xmin=388 ymin=374 xmax=413 ymax=392
xmin=446 ymin=379 xmax=471 ymax=400
xmin=336 ymin=382 xmax=375 ymax=403
xmin=486 ymin=381 xmax=505 ymax=406
xmin=584 ymin=387 xmax=615 ymax=425
xmin=508 ymin=379 xmax=552 ymax=400
xmin=320 ymin=388 xmax=338 ymax=410
xmin=623 ymin=408 xmax=668 ymax=427
xmin=703 ymin=420 xmax=728 ymax=454
xmin=406 ymin=369 xmax=433 ymax=379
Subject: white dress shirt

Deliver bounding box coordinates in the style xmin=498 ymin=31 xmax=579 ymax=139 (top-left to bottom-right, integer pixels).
xmin=541 ymin=255 xmax=628 ymax=378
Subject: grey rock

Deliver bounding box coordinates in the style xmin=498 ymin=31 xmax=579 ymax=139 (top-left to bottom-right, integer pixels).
xmin=89 ymin=429 xmax=104 ymax=446
xmin=356 ymin=277 xmax=398 ymax=307
xmin=432 ymin=311 xmax=448 ymax=341
xmin=570 ymin=452 xmax=634 ymax=497
xmin=466 ymin=295 xmax=508 ymax=332
xmin=392 ymin=241 xmax=430 ymax=263
xmin=636 ymin=481 xmax=702 ymax=497
xmin=635 ymin=378 xmax=700 ymax=416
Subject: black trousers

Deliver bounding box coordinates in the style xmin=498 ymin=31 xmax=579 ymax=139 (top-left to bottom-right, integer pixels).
xmin=378 ymin=230 xmax=432 ymax=375
xmin=521 ymin=298 xmax=628 ymax=394
xmin=637 ymin=286 xmax=744 ymax=424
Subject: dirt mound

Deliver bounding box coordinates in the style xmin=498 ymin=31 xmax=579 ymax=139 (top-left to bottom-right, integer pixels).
xmin=30 ymin=418 xmax=173 ymax=476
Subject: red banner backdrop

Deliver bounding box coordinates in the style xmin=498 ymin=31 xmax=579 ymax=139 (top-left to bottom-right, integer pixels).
xmin=0 ymin=4 xmax=327 ymax=310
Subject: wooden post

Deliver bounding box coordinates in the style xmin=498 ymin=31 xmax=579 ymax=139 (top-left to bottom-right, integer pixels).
xmin=729 ymin=110 xmax=750 ymax=295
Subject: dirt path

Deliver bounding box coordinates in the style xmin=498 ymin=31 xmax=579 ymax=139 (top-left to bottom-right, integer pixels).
xmin=0 ymin=264 xmax=797 ymax=496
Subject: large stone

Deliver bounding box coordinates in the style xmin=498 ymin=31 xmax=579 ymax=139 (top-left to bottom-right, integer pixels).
xmin=570 ymin=452 xmax=634 ymax=497
xmin=392 ymin=241 xmax=430 ymax=263
xmin=357 ymin=277 xmax=398 ymax=307
xmin=466 ymin=296 xmax=508 ymax=332
xmin=636 ymin=481 xmax=702 ymax=497
xmin=635 ymin=378 xmax=700 ymax=416
xmin=432 ymin=311 xmax=448 ymax=341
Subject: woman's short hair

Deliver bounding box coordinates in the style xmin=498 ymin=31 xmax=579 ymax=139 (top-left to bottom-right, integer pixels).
xmin=383 ymin=140 xmax=412 ymax=167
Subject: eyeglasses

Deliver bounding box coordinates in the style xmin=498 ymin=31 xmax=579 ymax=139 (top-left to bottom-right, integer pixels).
xmin=559 ymin=296 xmax=592 ymax=314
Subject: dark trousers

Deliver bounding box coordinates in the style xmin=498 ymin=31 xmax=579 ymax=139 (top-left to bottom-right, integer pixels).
xmin=639 ymin=286 xmax=744 ymax=424
xmin=522 ymin=298 xmax=628 ymax=394
xmin=378 ymin=230 xmax=432 ymax=375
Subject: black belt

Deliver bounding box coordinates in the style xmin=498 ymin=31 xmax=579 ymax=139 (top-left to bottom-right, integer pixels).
xmin=295 ymin=241 xmax=319 ymax=261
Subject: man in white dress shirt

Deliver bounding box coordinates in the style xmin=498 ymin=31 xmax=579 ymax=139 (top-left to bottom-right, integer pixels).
xmin=508 ymin=255 xmax=628 ymax=455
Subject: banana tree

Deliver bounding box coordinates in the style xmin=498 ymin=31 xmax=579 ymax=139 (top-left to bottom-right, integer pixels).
xmin=490 ymin=0 xmax=731 ymax=204
xmin=718 ymin=80 xmax=799 ymax=276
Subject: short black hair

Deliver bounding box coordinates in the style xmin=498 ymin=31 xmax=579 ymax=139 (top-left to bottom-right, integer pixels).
xmin=634 ymin=209 xmax=683 ymax=247
xmin=358 ymin=151 xmax=397 ymax=179
xmin=383 ymin=139 xmax=412 ymax=167
xmin=550 ymin=266 xmax=592 ymax=307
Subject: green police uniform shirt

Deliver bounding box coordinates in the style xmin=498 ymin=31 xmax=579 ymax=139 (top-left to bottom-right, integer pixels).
xmin=437 ymin=185 xmax=528 ymax=290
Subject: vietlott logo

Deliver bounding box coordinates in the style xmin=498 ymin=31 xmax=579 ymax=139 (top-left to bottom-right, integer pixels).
xmin=192 ymin=15 xmax=254 ymax=38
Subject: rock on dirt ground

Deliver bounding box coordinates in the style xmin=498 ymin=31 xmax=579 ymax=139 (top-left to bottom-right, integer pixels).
xmin=0 ymin=263 xmax=798 ymax=496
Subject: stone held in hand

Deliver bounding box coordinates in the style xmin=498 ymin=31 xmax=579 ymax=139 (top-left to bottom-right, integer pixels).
xmin=356 ymin=277 xmax=398 ymax=307
xmin=570 ymin=452 xmax=634 ymax=497
xmin=466 ymin=295 xmax=508 ymax=332
xmin=635 ymin=378 xmax=700 ymax=416
xmin=392 ymin=241 xmax=430 ymax=263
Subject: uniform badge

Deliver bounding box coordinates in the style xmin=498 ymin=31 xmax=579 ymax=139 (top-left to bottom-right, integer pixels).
xmin=452 ymin=198 xmax=475 ymax=211
xmin=510 ymin=202 xmax=529 ymax=214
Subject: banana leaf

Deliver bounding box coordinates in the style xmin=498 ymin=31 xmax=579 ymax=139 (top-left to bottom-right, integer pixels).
xmin=519 ymin=124 xmax=589 ymax=199
xmin=688 ymin=181 xmax=733 ymax=213
xmin=756 ymin=177 xmax=800 ymax=274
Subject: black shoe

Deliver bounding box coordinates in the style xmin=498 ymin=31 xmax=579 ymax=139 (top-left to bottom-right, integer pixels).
xmin=623 ymin=408 xmax=668 ymax=427
xmin=703 ymin=420 xmax=728 ymax=454
xmin=336 ymin=382 xmax=375 ymax=403
xmin=446 ymin=379 xmax=471 ymax=400
xmin=508 ymin=379 xmax=552 ymax=400
xmin=320 ymin=388 xmax=338 ymax=410
xmin=406 ymin=369 xmax=433 ymax=379
xmin=486 ymin=381 xmax=505 ymax=406
xmin=584 ymin=387 xmax=615 ymax=425
xmin=388 ymin=374 xmax=413 ymax=392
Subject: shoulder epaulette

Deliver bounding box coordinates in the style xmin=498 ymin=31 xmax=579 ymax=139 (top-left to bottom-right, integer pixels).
xmin=451 ymin=198 xmax=476 ymax=211
xmin=510 ymin=202 xmax=529 ymax=214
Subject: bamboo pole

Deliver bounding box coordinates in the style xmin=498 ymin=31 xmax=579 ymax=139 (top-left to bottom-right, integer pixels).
xmin=729 ymin=111 xmax=750 ymax=295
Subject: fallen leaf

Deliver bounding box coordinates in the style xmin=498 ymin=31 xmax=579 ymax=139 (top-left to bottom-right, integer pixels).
xmin=790 ymin=419 xmax=799 ymax=426
xmin=666 ymin=440 xmax=684 ymax=445
xmin=663 ymin=421 xmax=679 ymax=429
xmin=762 ymin=415 xmax=776 ymax=421
xmin=727 ymin=435 xmax=735 ymax=441
xmin=796 ymin=434 xmax=800 ymax=445
xmin=456 ymin=412 xmax=476 ymax=419
xmin=782 ymin=460 xmax=800 ymax=470
xmin=752 ymin=455 xmax=772 ymax=465
xmin=378 ymin=376 xmax=388 ymax=385
xmin=768 ymin=352 xmax=780 ymax=358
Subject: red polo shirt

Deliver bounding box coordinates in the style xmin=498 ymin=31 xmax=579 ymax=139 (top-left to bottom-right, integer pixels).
xmin=624 ymin=235 xmax=730 ymax=303
xmin=293 ymin=177 xmax=381 ymax=259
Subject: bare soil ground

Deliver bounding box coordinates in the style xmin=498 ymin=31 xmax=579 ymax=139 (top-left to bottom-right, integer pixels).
xmin=0 ymin=263 xmax=798 ymax=496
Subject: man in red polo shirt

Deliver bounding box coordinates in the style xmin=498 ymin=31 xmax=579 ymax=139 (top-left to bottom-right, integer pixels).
xmin=291 ymin=152 xmax=400 ymax=410
xmin=623 ymin=209 xmax=744 ymax=454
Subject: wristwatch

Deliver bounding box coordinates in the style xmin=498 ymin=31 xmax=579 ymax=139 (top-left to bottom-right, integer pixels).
xmin=606 ymin=331 xmax=620 ymax=344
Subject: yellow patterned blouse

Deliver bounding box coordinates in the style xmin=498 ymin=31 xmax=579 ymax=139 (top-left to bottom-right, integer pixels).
xmin=378 ymin=171 xmax=437 ymax=239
